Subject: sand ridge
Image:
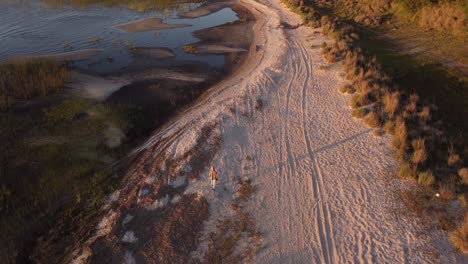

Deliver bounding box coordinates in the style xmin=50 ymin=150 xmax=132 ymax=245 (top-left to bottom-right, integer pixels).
xmin=117 ymin=17 xmax=191 ymax=32
xmin=69 ymin=0 xmax=466 ymax=263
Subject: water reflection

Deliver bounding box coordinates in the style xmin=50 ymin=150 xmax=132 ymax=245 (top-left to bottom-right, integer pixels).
xmin=0 ymin=0 xmax=239 ymax=73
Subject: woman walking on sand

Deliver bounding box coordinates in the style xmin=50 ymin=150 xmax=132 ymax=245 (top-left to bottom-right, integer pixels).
xmin=209 ymin=166 xmax=218 ymax=191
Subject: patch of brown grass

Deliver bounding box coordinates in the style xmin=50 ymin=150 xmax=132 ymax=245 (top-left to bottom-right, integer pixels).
xmin=384 ymin=91 xmax=400 ymax=118
xmin=411 ymin=138 xmax=427 ymax=166
xmin=351 ymin=107 xmax=367 ymax=119
xmin=449 ymin=213 xmax=468 ymax=254
xmin=141 ymin=193 xmax=209 ymax=263
xmin=417 ymin=3 xmax=467 ymax=36
xmin=203 ymin=179 xmax=261 ymax=263
xmin=392 ymin=118 xmax=408 ymax=152
xmin=0 ymin=58 xmax=68 ymax=110
xmin=459 ymin=168 xmax=468 ymax=185
xmin=364 ymin=110 xmax=382 ymax=128
xmin=398 ymin=162 xmax=417 ymax=179
xmin=339 ymin=83 xmax=355 ymax=94
xmin=448 ymin=148 xmax=461 ymax=167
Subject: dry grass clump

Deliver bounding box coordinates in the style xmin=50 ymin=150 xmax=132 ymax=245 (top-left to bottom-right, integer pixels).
xmin=398 ymin=162 xmax=417 ymax=179
xmin=204 ymin=178 xmax=261 ymax=263
xmin=142 ymin=193 xmax=209 ymax=263
xmin=0 ymin=58 xmax=67 ymax=110
xmin=364 ymin=110 xmax=382 ymax=128
xmin=384 ymin=91 xmax=400 ymax=118
xmin=449 ymin=213 xmax=468 ymax=253
xmin=411 ymin=138 xmax=427 ymax=166
xmin=235 ymin=178 xmax=256 ymax=202
xmin=404 ymin=93 xmax=419 ymax=114
xmin=417 ymin=3 xmax=467 ymax=36
xmin=339 ymin=83 xmax=355 ymax=94
xmin=418 ymin=170 xmax=435 ymax=187
xmin=350 ymin=92 xmax=372 ymax=109
xmin=351 ymin=107 xmax=367 ymax=119
xmin=448 ymin=148 xmax=461 ymax=166
xmin=418 ymin=106 xmax=431 ymax=122
xmin=392 ymin=118 xmax=407 ymax=151
xmin=383 ymin=119 xmax=396 ymax=135
xmin=459 ymin=168 xmax=468 ymax=185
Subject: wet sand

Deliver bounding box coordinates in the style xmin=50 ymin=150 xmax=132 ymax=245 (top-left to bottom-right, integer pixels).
xmin=133 ymin=47 xmax=176 ymax=59
xmin=117 ymin=18 xmax=191 ymax=32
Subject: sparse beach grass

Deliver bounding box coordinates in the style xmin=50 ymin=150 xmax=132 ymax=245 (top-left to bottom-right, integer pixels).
xmin=0 ymin=58 xmax=67 ymax=111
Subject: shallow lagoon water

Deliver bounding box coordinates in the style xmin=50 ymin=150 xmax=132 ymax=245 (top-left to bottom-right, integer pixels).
xmin=0 ymin=0 xmax=239 ymax=73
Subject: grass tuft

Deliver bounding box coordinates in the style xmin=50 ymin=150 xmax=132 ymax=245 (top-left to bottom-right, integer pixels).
xmin=398 ymin=162 xmax=417 ymax=179
xmin=339 ymin=84 xmax=355 ymax=94
xmin=418 ymin=170 xmax=435 ymax=187
xmin=449 ymin=213 xmax=468 ymax=253
xmin=364 ymin=111 xmax=382 ymax=128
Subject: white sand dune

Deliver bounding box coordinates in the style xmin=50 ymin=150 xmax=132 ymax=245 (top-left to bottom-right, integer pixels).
xmin=71 ymin=0 xmax=467 ymax=263
xmin=116 ymin=17 xmax=191 ymax=32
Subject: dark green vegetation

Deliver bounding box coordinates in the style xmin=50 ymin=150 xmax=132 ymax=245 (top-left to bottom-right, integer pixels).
xmin=0 ymin=96 xmax=157 ymax=262
xmin=284 ymin=0 xmax=467 ymax=254
xmin=0 ymin=59 xmax=68 ymax=111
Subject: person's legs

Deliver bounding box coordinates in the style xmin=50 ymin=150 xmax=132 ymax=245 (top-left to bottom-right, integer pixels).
xmin=211 ymin=179 xmax=215 ymax=190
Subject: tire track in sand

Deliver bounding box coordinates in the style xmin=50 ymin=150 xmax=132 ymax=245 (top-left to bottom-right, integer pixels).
xmin=295 ymin=39 xmax=339 ymax=264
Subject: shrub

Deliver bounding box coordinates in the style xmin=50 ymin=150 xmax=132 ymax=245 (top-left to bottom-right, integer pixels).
xmin=339 ymin=84 xmax=355 ymax=94
xmin=411 ymin=138 xmax=427 ymax=166
xmin=44 ymin=98 xmax=89 ymax=122
xmin=384 ymin=91 xmax=400 ymax=118
xmin=459 ymin=168 xmax=468 ymax=185
xmin=351 ymin=108 xmax=367 ymax=119
xmin=449 ymin=213 xmax=468 ymax=253
xmin=364 ymin=111 xmax=382 ymax=128
xmin=418 ymin=170 xmax=435 ymax=187
xmin=398 ymin=162 xmax=417 ymax=179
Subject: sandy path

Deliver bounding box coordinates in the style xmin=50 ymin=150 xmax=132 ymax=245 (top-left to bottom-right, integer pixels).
xmin=71 ymin=0 xmax=465 ymax=262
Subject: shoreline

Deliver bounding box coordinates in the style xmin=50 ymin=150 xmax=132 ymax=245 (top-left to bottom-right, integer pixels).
xmin=66 ymin=0 xmax=465 ymax=263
